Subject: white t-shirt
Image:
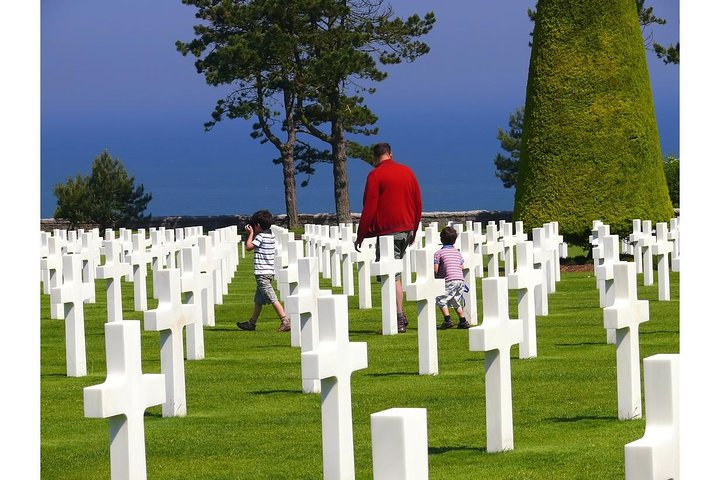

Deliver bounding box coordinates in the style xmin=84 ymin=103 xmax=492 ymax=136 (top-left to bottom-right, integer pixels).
xmin=252 ymin=231 xmax=276 ymax=275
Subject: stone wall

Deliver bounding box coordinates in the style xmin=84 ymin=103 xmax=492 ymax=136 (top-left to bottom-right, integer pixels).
xmin=40 ymin=210 xmax=514 ymax=233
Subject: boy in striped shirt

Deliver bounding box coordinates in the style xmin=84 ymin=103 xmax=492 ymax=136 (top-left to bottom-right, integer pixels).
xmin=236 ymin=210 xmax=291 ymax=332
xmin=434 ymin=226 xmax=470 ymax=329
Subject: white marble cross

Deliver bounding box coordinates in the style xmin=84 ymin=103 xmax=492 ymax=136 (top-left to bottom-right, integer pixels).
xmin=319 ymin=225 xmax=332 ymax=280
xmin=482 ymin=224 xmax=503 ymax=278
xmin=148 ymin=230 xmax=166 ymax=300
xmin=469 ymin=277 xmax=523 ymax=452
xmin=471 ymin=222 xmax=486 ymax=278
xmin=370 ymin=235 xmax=404 ymax=335
xmin=668 ymin=217 xmax=680 ymax=272
xmin=40 ymin=232 xmax=50 ymax=292
xmin=624 ymin=353 xmax=679 ymax=480
xmin=118 ymin=228 xmax=134 ymax=282
xmin=459 ymin=231 xmax=482 ymax=325
xmin=507 ymin=241 xmax=543 ymax=359
xmin=405 ymin=247 xmax=444 ymax=375
xmin=78 ymin=234 xmax=98 ymax=304
xmin=301 ymin=294 xmax=368 ymax=480
xmin=286 ymin=257 xmax=331 ymax=393
xmin=603 ymin=262 xmax=649 ymax=420
xmin=543 ymin=222 xmax=563 ymax=289
xmin=198 ymin=235 xmax=223 ymax=306
xmin=126 ymin=233 xmax=151 ymax=312
xmin=651 ymin=222 xmax=673 ymax=301
xmin=336 ymin=225 xmax=356 ymax=296
xmin=595 ymin=235 xmax=620 ymax=344
xmin=163 ymin=229 xmax=178 ymax=269
xmin=351 ymin=237 xmax=375 ymax=309
xmin=638 ymin=220 xmax=656 ymax=287
xmin=179 ymin=246 xmax=205 ymax=361
xmin=278 ymin=239 xmax=303 ymax=346
xmin=328 ymin=226 xmax=342 ymax=288
xmin=43 ymin=236 xmax=65 ymax=319
xmin=97 ymin=240 xmax=132 ymax=323
xmin=209 ymin=230 xmax=230 ymax=296
xmin=371 ymin=408 xmax=428 ymax=480
xmin=531 ymin=228 xmax=551 ymax=316
xmin=501 ymin=222 xmax=517 ymax=275
xmin=50 ymin=253 xmax=95 ymax=376
xmin=627 ymin=219 xmax=644 ymax=274
xmin=143 ymin=268 xmax=195 ymax=417
xmin=83 ymin=320 xmax=165 ymax=480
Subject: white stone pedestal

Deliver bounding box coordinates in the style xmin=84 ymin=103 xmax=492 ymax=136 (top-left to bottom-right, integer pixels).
xmin=371 ymin=408 xmax=428 ymax=480
xmin=624 ymin=354 xmax=679 ymax=480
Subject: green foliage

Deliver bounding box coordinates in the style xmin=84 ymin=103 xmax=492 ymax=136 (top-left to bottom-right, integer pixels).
xmin=41 ymin=249 xmax=679 ymax=479
xmin=494 ymin=107 xmax=524 ymax=189
xmin=176 ymin=1 xmax=435 ymax=224
xmin=664 ymin=154 xmax=679 ymax=207
xmin=53 ymin=150 xmax=151 ymax=230
xmin=513 ymin=0 xmax=675 ymax=245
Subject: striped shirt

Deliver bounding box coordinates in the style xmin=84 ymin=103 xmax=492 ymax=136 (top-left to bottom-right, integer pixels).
xmin=434 ymin=245 xmax=464 ymax=282
xmin=252 ymin=231 xmax=276 ymax=275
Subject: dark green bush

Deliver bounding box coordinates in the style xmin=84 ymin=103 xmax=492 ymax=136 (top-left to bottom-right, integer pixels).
xmin=513 ymin=0 xmax=674 ymax=245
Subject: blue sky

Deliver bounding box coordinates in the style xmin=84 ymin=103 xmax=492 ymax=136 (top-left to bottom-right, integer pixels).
xmin=40 ymin=0 xmax=679 ymax=218
xmin=41 ymin=0 xmax=679 ymax=217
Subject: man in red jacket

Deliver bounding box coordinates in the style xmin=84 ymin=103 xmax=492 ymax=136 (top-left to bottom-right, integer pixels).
xmin=354 ymin=142 xmax=422 ymax=333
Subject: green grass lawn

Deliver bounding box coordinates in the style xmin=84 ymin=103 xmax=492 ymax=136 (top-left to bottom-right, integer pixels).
xmin=40 ymin=250 xmax=679 ymax=479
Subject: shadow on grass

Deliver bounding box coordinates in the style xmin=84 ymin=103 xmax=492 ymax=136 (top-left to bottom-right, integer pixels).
xmin=249 ymin=389 xmax=302 ymax=396
xmin=548 ymin=415 xmax=616 ymax=423
xmin=144 ymin=411 xmax=162 ymax=418
xmin=351 ymin=329 xmax=385 ymax=335
xmin=429 ymin=445 xmax=487 ymax=455
xmin=364 ymin=371 xmax=416 ymax=378
xmin=554 ymin=341 xmax=607 ymax=347
xmin=640 ymin=330 xmax=679 ymax=336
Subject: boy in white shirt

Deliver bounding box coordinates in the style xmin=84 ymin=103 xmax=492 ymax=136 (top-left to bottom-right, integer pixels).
xmin=236 ymin=210 xmax=291 ymax=332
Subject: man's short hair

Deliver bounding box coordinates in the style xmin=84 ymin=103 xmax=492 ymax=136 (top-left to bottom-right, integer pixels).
xmin=250 ymin=210 xmax=273 ymax=230
xmin=440 ymin=226 xmax=458 ymax=245
xmin=372 ymin=143 xmax=392 ymax=159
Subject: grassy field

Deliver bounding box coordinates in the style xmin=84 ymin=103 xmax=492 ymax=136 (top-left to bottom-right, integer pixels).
xmin=40 ymin=250 xmax=679 ymax=479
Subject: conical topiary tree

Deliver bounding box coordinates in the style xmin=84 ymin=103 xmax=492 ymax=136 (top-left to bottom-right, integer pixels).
xmin=513 ymin=0 xmax=675 ymax=245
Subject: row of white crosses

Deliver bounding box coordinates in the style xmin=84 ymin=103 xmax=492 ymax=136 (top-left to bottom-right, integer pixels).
xmin=594 ymin=219 xmax=678 ymax=304
xmin=42 ymin=225 xmax=242 ymax=480
xmin=591 ymin=220 xmax=680 ymax=478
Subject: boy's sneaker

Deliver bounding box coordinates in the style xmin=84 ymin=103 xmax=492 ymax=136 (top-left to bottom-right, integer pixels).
xmin=237 ymin=320 xmax=256 ymax=331
xmin=278 ymin=317 xmax=291 ymax=332
xmin=438 ymin=319 xmax=454 ymax=330
xmin=397 ymin=312 xmax=408 ymax=333
xmin=457 ymin=320 xmax=471 ymax=329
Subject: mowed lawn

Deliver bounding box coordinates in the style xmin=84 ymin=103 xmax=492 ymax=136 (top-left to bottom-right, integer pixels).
xmin=40 ymin=248 xmax=679 ymax=479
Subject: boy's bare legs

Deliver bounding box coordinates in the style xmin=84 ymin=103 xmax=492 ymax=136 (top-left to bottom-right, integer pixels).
xmin=271 ymin=300 xmax=287 ymax=319
xmin=250 ymin=303 xmax=262 ymax=321
xmin=395 ymin=278 xmax=409 ymax=332
xmin=272 ymin=300 xmax=291 ymax=332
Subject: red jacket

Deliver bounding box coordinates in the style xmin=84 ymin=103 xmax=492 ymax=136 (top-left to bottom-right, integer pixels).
xmin=356 ymin=159 xmax=422 ymax=243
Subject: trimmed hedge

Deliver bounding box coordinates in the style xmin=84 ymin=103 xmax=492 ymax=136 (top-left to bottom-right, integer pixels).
xmin=513 ymin=0 xmax=674 ymax=244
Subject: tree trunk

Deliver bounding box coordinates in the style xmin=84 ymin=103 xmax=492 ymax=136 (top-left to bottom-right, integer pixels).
xmin=331 ymin=118 xmax=351 ymax=224
xmin=281 ymin=143 xmax=299 ymax=229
